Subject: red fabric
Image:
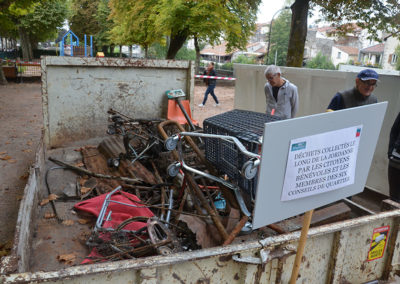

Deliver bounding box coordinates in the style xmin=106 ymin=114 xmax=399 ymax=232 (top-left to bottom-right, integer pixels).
xmin=74 ymin=191 xmax=154 ymax=264
xmin=74 ymin=190 xmax=153 ymax=231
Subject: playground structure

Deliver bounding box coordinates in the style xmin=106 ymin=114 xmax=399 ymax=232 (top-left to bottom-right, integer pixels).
xmin=60 ymin=30 xmax=93 ymax=57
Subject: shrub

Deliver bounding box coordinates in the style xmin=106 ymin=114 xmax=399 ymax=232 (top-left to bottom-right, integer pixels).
xmin=306 ymin=52 xmax=336 ymax=70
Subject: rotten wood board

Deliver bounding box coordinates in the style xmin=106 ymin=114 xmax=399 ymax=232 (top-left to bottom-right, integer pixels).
xmin=97 ymin=136 xmax=157 ymax=185
xmin=81 ymin=147 xmax=121 ymax=193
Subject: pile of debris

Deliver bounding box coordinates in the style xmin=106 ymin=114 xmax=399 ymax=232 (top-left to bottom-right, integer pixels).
xmin=42 ymin=108 xmax=353 ymax=265
xmin=45 ymin=108 xmax=256 ymax=264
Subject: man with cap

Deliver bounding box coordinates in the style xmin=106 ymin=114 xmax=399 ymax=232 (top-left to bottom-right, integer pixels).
xmin=327 ymin=69 xmax=379 ymax=111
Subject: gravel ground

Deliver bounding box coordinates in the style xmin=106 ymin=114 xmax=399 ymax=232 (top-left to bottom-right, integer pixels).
xmin=193 ymin=84 xmax=235 ymax=127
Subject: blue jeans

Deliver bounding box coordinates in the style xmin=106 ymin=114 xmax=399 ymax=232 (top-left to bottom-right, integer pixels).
xmin=202 ymin=85 xmax=219 ymax=105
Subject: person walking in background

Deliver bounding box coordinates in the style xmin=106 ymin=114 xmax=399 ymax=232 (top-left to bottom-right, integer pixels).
xmin=264 ymin=65 xmax=298 ymax=119
xmin=388 ymin=111 xmax=400 ymax=202
xmin=327 ymin=69 xmax=379 ymax=111
xmin=199 ymin=62 xmax=220 ymax=107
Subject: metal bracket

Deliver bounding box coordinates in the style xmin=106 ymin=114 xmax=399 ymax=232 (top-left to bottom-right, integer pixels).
xmin=232 ymin=245 xmax=297 ymax=265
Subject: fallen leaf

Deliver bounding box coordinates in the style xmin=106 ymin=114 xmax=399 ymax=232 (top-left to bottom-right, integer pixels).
xmin=0 ymin=151 xmax=6 ymax=155
xmin=0 ymin=155 xmax=12 ymax=160
xmin=74 ymin=162 xmax=84 ymax=167
xmin=0 ymin=241 xmax=12 ymax=258
xmin=22 ymin=149 xmax=32 ymax=153
xmin=10 ymin=135 xmax=17 ymax=138
xmin=7 ymin=159 xmax=17 ymax=164
xmin=78 ymin=219 xmax=90 ymax=224
xmin=44 ymin=212 xmax=56 ymax=219
xmin=5 ymin=141 xmax=11 ymax=145
xmin=78 ymin=177 xmax=88 ymax=186
xmin=19 ymin=172 xmax=29 ymax=180
xmin=62 ymin=220 xmax=74 ymax=226
xmin=57 ymin=253 xmax=76 ymax=264
xmin=40 ymin=199 xmax=49 ymax=206
xmin=80 ymin=186 xmax=91 ymax=195
xmin=48 ymin=194 xmax=58 ymax=201
xmin=178 ymin=215 xmax=219 ymax=248
xmin=26 ymin=141 xmax=33 ymax=146
xmin=16 ymin=196 xmax=23 ymax=201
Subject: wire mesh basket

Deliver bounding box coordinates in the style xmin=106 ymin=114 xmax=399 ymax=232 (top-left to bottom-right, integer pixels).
xmin=203 ymin=109 xmax=281 ymax=196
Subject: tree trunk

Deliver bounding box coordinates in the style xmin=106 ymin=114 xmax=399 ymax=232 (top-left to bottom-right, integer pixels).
xmin=286 ymin=0 xmax=310 ymax=67
xmin=144 ymin=45 xmax=148 ymax=59
xmin=110 ymin=44 xmax=115 ymax=56
xmin=119 ymin=45 xmax=122 ymax=58
xmin=18 ymin=28 xmax=33 ymax=61
xmin=128 ymin=45 xmax=132 ymax=58
xmin=129 ymin=44 xmax=132 ymax=57
xmin=0 ymin=68 xmax=8 ymax=85
xmin=166 ymin=30 xmax=188 ymax=59
xmin=194 ymin=36 xmax=201 ymax=74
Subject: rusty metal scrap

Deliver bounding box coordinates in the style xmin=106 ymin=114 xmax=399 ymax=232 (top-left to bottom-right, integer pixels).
xmin=44 ymin=109 xmax=273 ymax=265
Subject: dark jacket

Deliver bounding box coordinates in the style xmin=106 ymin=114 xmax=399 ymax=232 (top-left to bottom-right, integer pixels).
xmin=327 ymin=87 xmax=377 ymax=110
xmin=203 ymin=69 xmax=216 ymax=86
xmin=388 ymin=112 xmax=400 ymax=158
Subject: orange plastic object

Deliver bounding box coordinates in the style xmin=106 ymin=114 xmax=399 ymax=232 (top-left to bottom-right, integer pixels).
xmin=167 ymin=100 xmax=198 ymax=126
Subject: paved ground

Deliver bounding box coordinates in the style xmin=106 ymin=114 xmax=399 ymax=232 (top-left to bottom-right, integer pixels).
xmin=0 ymin=82 xmax=43 ymax=248
xmin=0 ymin=81 xmax=235 ymax=252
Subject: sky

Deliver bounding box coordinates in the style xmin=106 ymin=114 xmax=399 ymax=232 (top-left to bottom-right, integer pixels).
xmin=256 ymin=0 xmax=288 ymax=24
xmin=257 ymin=0 xmax=320 ymax=24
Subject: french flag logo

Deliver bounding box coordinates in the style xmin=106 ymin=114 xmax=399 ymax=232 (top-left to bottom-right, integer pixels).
xmin=356 ymin=128 xmax=361 ymax=137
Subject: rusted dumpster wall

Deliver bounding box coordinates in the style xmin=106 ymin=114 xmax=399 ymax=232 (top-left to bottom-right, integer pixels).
xmin=2 ymin=205 xmax=400 ymax=283
xmin=41 ymin=56 xmax=195 ymax=148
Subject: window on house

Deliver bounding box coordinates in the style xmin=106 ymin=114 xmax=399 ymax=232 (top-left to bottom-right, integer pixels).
xmin=337 ymin=51 xmax=341 ymax=59
xmin=391 ymin=54 xmax=398 ymax=65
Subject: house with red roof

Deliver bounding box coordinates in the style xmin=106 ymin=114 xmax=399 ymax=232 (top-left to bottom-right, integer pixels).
xmin=359 ymin=43 xmax=385 ymax=66
xmin=331 ymin=45 xmax=359 ymax=66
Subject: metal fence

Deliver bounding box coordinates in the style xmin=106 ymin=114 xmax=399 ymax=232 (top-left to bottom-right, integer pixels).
xmin=1 ymin=59 xmax=41 ymax=81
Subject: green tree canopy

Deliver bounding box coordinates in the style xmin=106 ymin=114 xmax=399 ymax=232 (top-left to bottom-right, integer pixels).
xmin=95 ymin=0 xmax=113 ymax=48
xmin=395 ymin=44 xmax=400 ymax=71
xmin=109 ymin=0 xmax=261 ymax=59
xmin=0 ymin=0 xmax=66 ymax=60
xmin=69 ymin=0 xmax=100 ymax=40
xmin=265 ymin=10 xmax=291 ymax=66
xmin=19 ymin=0 xmax=67 ymax=45
xmin=287 ymin=0 xmax=400 ymax=67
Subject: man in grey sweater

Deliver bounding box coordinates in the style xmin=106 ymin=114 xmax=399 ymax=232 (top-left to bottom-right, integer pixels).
xmin=264 ymin=65 xmax=299 ymax=119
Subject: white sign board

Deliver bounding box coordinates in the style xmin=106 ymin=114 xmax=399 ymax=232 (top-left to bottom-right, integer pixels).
xmin=252 ymin=102 xmax=387 ymax=229
xmin=281 ymin=125 xmax=362 ymax=201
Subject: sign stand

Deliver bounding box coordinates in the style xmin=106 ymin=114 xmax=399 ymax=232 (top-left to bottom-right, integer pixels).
xmin=289 ymin=209 xmax=314 ymax=284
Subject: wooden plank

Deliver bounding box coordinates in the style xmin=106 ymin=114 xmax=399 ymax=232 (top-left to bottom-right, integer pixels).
xmin=98 ymin=136 xmax=157 ymax=185
xmin=81 ymin=146 xmax=121 ymax=193
xmin=2 ymin=66 xmax=17 ymax=79
xmin=272 ymin=202 xmax=351 ymax=233
xmin=381 ymin=199 xmax=400 ymax=212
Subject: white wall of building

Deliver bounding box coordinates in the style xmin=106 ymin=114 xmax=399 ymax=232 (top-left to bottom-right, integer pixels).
xmin=382 ymin=37 xmax=399 ymax=71
xmin=331 ymin=46 xmax=350 ymax=66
